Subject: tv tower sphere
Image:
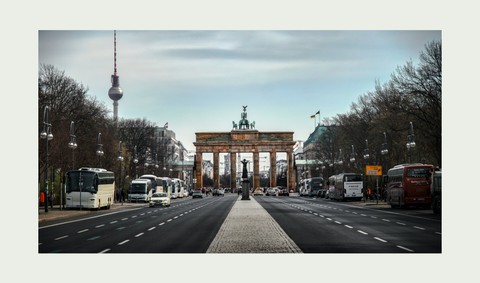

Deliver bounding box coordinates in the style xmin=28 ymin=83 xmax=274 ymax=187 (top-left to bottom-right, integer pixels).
xmin=108 ymin=75 xmax=123 ymax=101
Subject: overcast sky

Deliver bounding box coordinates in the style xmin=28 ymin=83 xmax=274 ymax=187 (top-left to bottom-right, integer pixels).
xmin=38 ymin=30 xmax=441 ymax=151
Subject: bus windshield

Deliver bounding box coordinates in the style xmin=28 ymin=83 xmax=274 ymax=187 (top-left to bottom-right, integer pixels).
xmin=345 ymin=175 xmax=362 ymax=182
xmin=130 ymin=183 xmax=147 ymax=194
xmin=406 ymin=168 xmax=431 ymax=178
xmin=67 ymin=172 xmax=97 ymax=193
xmin=310 ymin=179 xmax=323 ymax=188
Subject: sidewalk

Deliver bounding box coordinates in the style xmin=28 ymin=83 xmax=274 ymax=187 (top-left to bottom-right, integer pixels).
xmin=38 ymin=202 xmax=142 ymax=223
xmin=206 ymin=195 xmax=302 ymax=253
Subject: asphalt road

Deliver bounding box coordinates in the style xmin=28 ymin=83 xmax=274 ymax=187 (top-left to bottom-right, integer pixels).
xmin=38 ymin=194 xmax=441 ymax=253
xmin=38 ymin=194 xmax=236 ymax=253
xmin=256 ymin=196 xmax=441 ymax=253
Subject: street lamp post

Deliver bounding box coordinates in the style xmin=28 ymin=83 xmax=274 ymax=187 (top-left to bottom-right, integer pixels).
xmin=68 ymin=121 xmax=77 ymax=170
xmin=118 ymin=141 xmax=124 ymax=202
xmin=40 ymin=106 xmax=53 ymax=212
xmin=350 ymin=145 xmax=356 ymax=171
xmin=406 ymin=122 xmax=416 ymax=163
xmin=133 ymin=145 xmax=138 ymax=179
xmin=96 ymin=133 xmax=104 ymax=167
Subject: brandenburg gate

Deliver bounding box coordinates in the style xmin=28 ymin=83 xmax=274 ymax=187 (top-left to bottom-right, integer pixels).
xmin=193 ymin=106 xmax=296 ymax=191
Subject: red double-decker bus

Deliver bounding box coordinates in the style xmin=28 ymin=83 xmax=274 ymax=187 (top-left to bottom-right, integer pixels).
xmin=385 ymin=163 xmax=434 ymax=208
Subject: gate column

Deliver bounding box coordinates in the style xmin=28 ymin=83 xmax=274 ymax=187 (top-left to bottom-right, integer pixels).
xmin=230 ymin=153 xmax=237 ymax=191
xmin=213 ymin=151 xmax=220 ymax=189
xmin=195 ymin=152 xmax=203 ymax=189
xmin=287 ymin=150 xmax=295 ymax=191
xmin=253 ymin=151 xmax=260 ymax=190
xmin=270 ymin=150 xmax=277 ymax=188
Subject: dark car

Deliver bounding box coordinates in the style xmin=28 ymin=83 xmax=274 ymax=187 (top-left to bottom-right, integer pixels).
xmin=277 ymin=187 xmax=289 ymax=196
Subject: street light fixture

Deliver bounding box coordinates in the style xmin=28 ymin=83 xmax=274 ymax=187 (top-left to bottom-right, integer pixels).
xmin=40 ymin=106 xmax=53 ymax=212
xmin=117 ymin=141 xmax=124 ymax=202
xmin=381 ymin=132 xmax=389 ymax=156
xmin=133 ymin=145 xmax=138 ymax=179
xmin=350 ymin=145 xmax=356 ymax=163
xmin=363 ymin=139 xmax=370 ymax=162
xmin=68 ymin=121 xmax=77 ymax=170
xmin=406 ymin=122 xmax=416 ymax=163
xmin=96 ymin=133 xmax=104 ymax=167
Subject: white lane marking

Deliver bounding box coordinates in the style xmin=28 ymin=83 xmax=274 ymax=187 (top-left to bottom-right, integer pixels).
xmin=313 ymin=213 xmax=318 ymax=216
xmin=360 ymin=214 xmax=367 ymax=216
xmin=326 ymin=218 xmax=332 ymax=221
xmin=345 ymin=225 xmax=353 ymax=229
xmin=159 ymin=222 xmax=165 ymax=226
xmin=99 ymin=249 xmax=110 ymax=253
xmin=397 ymin=245 xmax=414 ymax=252
xmin=167 ymin=219 xmax=172 ymax=222
xmin=148 ymin=227 xmax=156 ymax=231
xmin=357 ymin=230 xmax=368 ymax=235
xmin=334 ymin=221 xmax=342 ymax=224
xmin=77 ymin=229 xmax=89 ymax=233
xmin=118 ymin=240 xmax=130 ymax=245
xmin=135 ymin=233 xmax=144 ymax=237
xmin=110 ymin=221 xmax=118 ymax=224
xmin=370 ymin=216 xmax=377 ymax=219
xmin=435 ymin=232 xmax=442 ymax=235
xmin=121 ymin=218 xmax=128 ymax=221
xmin=382 ymin=219 xmax=391 ymax=222
xmin=396 ymin=222 xmax=406 ymax=226
xmin=54 ymin=235 xmax=68 ymax=240
xmin=414 ymin=226 xmax=425 ymax=230
xmin=95 ymin=224 xmax=105 ymax=228
xmin=374 ymin=237 xmax=387 ymax=243
xmin=174 ymin=216 xmax=178 ymax=219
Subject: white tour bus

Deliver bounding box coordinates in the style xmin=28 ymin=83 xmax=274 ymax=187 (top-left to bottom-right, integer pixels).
xmin=156 ymin=177 xmax=173 ymax=198
xmin=172 ymin=178 xmax=186 ymax=198
xmin=331 ymin=173 xmax=363 ymax=201
xmin=299 ymin=178 xmax=311 ymax=196
xmin=65 ymin=167 xmax=115 ymax=209
xmin=139 ymin=174 xmax=158 ymax=192
xmin=128 ymin=179 xmax=153 ymax=202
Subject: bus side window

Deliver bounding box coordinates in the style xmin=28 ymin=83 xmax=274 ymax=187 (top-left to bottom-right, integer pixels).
xmin=93 ymin=176 xmax=99 ymax=192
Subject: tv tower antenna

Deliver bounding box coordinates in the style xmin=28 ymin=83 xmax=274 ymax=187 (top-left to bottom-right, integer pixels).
xmin=108 ymin=30 xmax=123 ymax=123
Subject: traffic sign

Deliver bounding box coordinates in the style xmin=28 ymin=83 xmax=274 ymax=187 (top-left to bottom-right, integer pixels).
xmin=366 ymin=165 xmax=382 ymax=176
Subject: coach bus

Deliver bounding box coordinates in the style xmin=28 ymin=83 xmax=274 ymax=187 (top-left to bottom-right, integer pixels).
xmin=385 ymin=163 xmax=434 ymax=208
xmin=156 ymin=177 xmax=173 ymax=197
xmin=65 ymin=167 xmax=115 ymax=209
xmin=309 ymin=177 xmax=325 ymax=197
xmin=128 ymin=179 xmax=153 ymax=202
xmin=299 ymin=178 xmax=311 ymax=196
xmin=331 ymin=173 xmax=363 ymax=201
xmin=139 ymin=174 xmax=157 ymax=192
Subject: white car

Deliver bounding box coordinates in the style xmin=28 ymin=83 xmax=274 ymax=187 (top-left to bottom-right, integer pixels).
xmin=149 ymin=192 xmax=171 ymax=207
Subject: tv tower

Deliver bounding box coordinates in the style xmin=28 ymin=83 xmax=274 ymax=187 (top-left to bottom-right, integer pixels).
xmin=108 ymin=30 xmax=123 ymax=123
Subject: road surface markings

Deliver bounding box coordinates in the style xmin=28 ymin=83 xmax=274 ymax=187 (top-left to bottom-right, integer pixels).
xmin=167 ymin=219 xmax=173 ymax=222
xmin=95 ymin=224 xmax=105 ymax=228
xmin=334 ymin=221 xmax=342 ymax=225
xmin=382 ymin=219 xmax=391 ymax=222
xmin=77 ymin=229 xmax=89 ymax=233
xmin=345 ymin=225 xmax=353 ymax=229
xmin=110 ymin=220 xmax=118 ymax=224
xmin=87 ymin=236 xmax=101 ymax=241
xmin=413 ymin=226 xmax=425 ymax=230
xmin=435 ymin=231 xmax=441 ymax=235
xmin=374 ymin=237 xmax=387 ymax=243
xmin=326 ymin=218 xmax=332 ymax=221
xmin=148 ymin=227 xmax=156 ymax=231
xmin=357 ymin=230 xmax=368 ymax=235
xmin=99 ymin=249 xmax=110 ymax=253
xmin=159 ymin=222 xmax=165 ymax=226
xmin=118 ymin=240 xmax=130 ymax=245
xmin=121 ymin=218 xmax=128 ymax=221
xmin=360 ymin=214 xmax=367 ymax=216
xmin=397 ymin=245 xmax=414 ymax=252
xmin=396 ymin=222 xmax=406 ymax=226
xmin=135 ymin=233 xmax=144 ymax=237
xmin=54 ymin=235 xmax=69 ymax=241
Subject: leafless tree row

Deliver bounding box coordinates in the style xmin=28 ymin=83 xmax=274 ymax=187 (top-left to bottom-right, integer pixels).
xmin=311 ymin=41 xmax=441 ymax=176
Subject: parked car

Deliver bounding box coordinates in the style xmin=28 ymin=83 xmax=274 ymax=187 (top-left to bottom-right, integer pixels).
xmin=149 ymin=192 xmax=171 ymax=207
xmin=192 ymin=190 xmax=203 ymax=199
xmin=214 ymin=189 xmax=225 ymax=196
xmin=277 ymin=187 xmax=289 ymax=196
xmin=253 ymin=189 xmax=264 ymax=196
xmin=265 ymin=188 xmax=277 ymax=196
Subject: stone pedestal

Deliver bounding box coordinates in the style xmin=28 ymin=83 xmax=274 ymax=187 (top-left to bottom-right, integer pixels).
xmin=241 ymin=179 xmax=250 ymax=200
